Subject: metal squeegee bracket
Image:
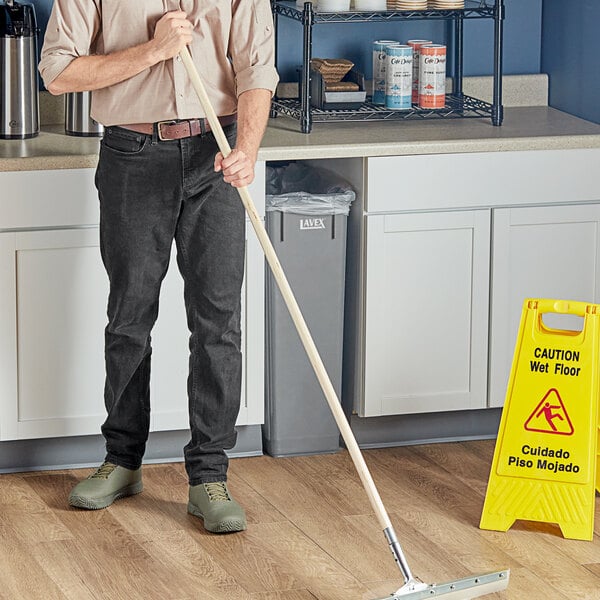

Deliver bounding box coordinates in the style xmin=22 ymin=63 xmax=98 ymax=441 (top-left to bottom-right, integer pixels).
xmin=379 ymin=570 xmax=510 ymax=599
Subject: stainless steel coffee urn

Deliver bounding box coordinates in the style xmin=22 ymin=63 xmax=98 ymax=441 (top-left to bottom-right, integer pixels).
xmin=0 ymin=0 xmax=39 ymax=139
xmin=65 ymin=91 xmax=104 ymax=137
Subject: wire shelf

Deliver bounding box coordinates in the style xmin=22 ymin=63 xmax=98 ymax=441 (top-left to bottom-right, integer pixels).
xmin=272 ymin=94 xmax=494 ymax=123
xmin=271 ymin=0 xmax=504 ymax=131
xmin=274 ymin=0 xmax=497 ymax=23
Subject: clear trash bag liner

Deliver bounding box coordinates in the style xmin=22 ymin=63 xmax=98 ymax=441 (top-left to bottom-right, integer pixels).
xmin=265 ymin=163 xmax=355 ymax=216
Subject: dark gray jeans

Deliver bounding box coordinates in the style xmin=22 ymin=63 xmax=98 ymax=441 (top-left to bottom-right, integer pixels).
xmin=95 ymin=123 xmax=244 ymax=485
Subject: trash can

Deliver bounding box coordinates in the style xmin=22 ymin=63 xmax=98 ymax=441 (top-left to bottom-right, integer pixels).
xmin=263 ymin=162 xmax=355 ymax=456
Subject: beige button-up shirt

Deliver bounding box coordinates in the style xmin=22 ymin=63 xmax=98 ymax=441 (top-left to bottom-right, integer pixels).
xmin=39 ymin=0 xmax=279 ymax=126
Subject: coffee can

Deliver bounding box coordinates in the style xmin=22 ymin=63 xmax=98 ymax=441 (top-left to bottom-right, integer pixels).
xmin=384 ymin=44 xmax=413 ymax=110
xmin=407 ymin=39 xmax=432 ymax=104
xmin=419 ymin=44 xmax=446 ymax=109
xmin=372 ymin=39 xmax=398 ymax=105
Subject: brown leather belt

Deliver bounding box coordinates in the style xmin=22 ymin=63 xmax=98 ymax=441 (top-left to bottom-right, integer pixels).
xmin=120 ymin=115 xmax=237 ymax=140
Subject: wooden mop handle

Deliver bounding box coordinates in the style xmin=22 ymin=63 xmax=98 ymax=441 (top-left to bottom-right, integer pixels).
xmin=179 ymin=47 xmax=392 ymax=532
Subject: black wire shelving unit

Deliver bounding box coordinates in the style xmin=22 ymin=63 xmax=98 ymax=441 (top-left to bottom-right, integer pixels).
xmin=270 ymin=0 xmax=505 ymax=133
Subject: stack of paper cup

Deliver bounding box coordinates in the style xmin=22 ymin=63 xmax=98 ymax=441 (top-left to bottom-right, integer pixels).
xmin=429 ymin=0 xmax=464 ymax=8
xmin=353 ymin=0 xmax=387 ymax=10
xmin=296 ymin=0 xmax=317 ymax=8
xmin=387 ymin=0 xmax=428 ymax=9
xmin=317 ymin=0 xmax=351 ymax=11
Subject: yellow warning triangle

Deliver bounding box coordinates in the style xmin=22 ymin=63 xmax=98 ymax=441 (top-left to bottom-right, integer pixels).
xmin=480 ymin=299 xmax=600 ymax=541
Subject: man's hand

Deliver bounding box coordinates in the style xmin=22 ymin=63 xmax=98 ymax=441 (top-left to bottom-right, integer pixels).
xmin=214 ymin=148 xmax=256 ymax=188
xmin=213 ymin=89 xmax=272 ymax=189
xmin=150 ymin=11 xmax=193 ymax=62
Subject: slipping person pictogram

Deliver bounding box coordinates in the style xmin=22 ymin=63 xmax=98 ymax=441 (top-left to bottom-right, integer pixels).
xmin=524 ymin=388 xmax=574 ymax=436
xmin=537 ymin=401 xmax=564 ymax=431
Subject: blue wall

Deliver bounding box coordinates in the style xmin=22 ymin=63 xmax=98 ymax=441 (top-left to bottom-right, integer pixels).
xmin=276 ymin=0 xmax=542 ymax=81
xmin=541 ymin=0 xmax=600 ymax=125
xmin=28 ymin=0 xmax=52 ymax=39
xmin=31 ymin=0 xmax=541 ymax=83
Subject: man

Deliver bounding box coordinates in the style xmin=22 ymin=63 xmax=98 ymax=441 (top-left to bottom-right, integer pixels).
xmin=39 ymin=0 xmax=278 ymax=534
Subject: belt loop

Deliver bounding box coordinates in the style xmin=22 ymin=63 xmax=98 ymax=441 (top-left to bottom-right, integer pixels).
xmin=151 ymin=123 xmax=159 ymax=145
xmin=200 ymin=118 xmax=207 ymax=136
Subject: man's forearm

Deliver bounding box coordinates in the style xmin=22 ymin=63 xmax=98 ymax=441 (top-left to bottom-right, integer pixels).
xmin=46 ymin=11 xmax=192 ymax=96
xmin=235 ymin=88 xmax=273 ymax=164
xmin=47 ymin=43 xmax=160 ymax=95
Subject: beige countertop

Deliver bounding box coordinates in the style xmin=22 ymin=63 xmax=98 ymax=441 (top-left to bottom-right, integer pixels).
xmin=1 ymin=106 xmax=600 ymax=173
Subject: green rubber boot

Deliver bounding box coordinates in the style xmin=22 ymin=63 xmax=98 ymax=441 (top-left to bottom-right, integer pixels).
xmin=69 ymin=461 xmax=143 ymax=510
xmin=187 ymin=481 xmax=247 ymax=533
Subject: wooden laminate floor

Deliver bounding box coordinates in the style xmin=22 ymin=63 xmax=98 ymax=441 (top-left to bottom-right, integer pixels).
xmin=0 ymin=440 xmax=598 ymax=599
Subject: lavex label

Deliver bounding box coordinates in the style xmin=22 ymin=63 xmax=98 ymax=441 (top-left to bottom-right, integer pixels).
xmin=480 ymin=299 xmax=600 ymax=540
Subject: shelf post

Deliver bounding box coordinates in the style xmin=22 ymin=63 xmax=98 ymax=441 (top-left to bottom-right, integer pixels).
xmin=270 ymin=0 xmax=279 ymax=118
xmin=453 ymin=12 xmax=464 ymax=104
xmin=301 ymin=2 xmax=314 ymax=133
xmin=492 ymin=0 xmax=504 ymax=125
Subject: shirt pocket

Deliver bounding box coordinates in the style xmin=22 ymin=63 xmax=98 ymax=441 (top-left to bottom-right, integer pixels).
xmin=252 ymin=0 xmax=274 ymax=30
xmin=101 ymin=0 xmax=164 ymax=52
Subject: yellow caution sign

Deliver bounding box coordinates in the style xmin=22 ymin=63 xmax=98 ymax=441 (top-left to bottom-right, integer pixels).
xmin=480 ymin=299 xmax=600 ymax=541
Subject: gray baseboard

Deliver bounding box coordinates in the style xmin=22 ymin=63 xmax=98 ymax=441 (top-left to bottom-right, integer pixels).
xmin=0 ymin=424 xmax=263 ymax=474
xmin=351 ymin=408 xmax=502 ymax=448
xmin=258 ymin=407 xmax=502 ymax=458
xmin=0 ymin=410 xmax=502 ymax=473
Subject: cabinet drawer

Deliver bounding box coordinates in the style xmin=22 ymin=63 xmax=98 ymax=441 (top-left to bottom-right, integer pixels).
xmin=0 ymin=169 xmax=99 ymax=230
xmin=367 ymin=149 xmax=600 ymax=213
xmin=1 ymin=165 xmax=266 ymax=231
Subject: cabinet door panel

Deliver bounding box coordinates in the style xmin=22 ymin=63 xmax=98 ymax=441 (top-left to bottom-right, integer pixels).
xmin=362 ymin=210 xmax=490 ymax=416
xmin=1 ymin=229 xmax=264 ymax=441
xmin=1 ymin=229 xmax=108 ymax=440
xmin=490 ymin=204 xmax=600 ymax=407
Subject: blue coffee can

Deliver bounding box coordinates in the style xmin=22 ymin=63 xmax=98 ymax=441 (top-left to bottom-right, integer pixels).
xmin=384 ymin=44 xmax=413 ymax=110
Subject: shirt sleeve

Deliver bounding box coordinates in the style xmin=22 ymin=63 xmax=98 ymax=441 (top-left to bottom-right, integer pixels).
xmin=38 ymin=0 xmax=102 ymax=87
xmin=229 ymin=0 xmax=279 ymax=97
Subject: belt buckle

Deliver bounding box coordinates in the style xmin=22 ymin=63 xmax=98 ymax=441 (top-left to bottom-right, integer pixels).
xmin=156 ymin=120 xmax=178 ymax=141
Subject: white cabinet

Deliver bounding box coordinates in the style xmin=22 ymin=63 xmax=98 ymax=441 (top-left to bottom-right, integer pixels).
xmin=361 ymin=210 xmax=490 ymax=416
xmin=346 ymin=148 xmax=600 ymax=419
xmin=489 ymin=203 xmax=600 ymax=407
xmin=0 ymin=166 xmax=265 ymax=441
